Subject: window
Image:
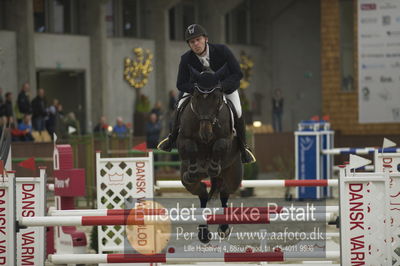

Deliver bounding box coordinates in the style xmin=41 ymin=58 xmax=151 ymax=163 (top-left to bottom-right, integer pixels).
xmin=169 ymin=0 xmax=196 ymax=41
xmin=122 ymin=0 xmax=139 ymax=37
xmin=105 ymin=0 xmax=115 ymax=36
xmin=106 ymin=0 xmax=143 ymax=38
xmin=225 ymin=0 xmax=251 ymax=44
xmin=33 ymin=0 xmax=79 ymax=34
xmin=33 ymin=0 xmax=46 ymax=32
xmin=339 ymin=0 xmax=355 ymax=92
xmin=0 ymin=0 xmax=6 ymax=29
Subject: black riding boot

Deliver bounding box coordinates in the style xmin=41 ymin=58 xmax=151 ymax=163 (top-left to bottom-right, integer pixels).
xmin=157 ymin=109 xmax=180 ymax=152
xmin=235 ymin=116 xmax=256 ymax=164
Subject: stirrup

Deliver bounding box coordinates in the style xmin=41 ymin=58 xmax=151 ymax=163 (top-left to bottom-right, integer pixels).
xmin=157 ymin=136 xmax=172 ymax=152
xmin=242 ymin=147 xmax=256 ymax=164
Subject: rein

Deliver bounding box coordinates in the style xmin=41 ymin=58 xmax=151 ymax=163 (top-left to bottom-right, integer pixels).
xmin=190 ymin=92 xmax=224 ymax=127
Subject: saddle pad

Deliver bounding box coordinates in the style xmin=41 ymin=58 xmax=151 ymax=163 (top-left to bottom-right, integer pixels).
xmin=223 ymin=96 xmax=236 ymax=136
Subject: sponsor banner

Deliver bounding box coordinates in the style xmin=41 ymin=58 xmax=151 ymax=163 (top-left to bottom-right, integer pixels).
xmin=358 ymin=0 xmax=400 ymax=123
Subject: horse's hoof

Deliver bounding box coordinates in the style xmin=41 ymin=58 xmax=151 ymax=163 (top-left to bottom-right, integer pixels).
xmin=217 ymin=224 xmax=231 ymax=239
xmin=198 ymin=226 xmax=211 ymax=244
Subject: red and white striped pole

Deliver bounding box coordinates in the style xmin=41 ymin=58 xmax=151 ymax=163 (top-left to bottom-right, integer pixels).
xmin=49 ymin=205 xmax=339 ymax=217
xmin=21 ymin=213 xmax=333 ymax=226
xmin=48 ymin=251 xmax=340 ymax=264
xmin=156 ymin=179 xmax=338 ymax=189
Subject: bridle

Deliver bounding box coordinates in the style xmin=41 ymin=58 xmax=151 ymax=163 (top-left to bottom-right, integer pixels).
xmin=190 ymin=85 xmax=224 ymax=127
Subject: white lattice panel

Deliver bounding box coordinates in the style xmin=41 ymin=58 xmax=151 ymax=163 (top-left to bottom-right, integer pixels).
xmin=96 ymin=152 xmax=154 ymax=256
xmin=340 ymin=170 xmax=391 ymax=265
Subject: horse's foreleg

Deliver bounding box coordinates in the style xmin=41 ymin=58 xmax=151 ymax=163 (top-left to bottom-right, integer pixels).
xmin=198 ymin=196 xmax=211 ymax=244
xmin=179 ymin=139 xmax=202 ymax=183
xmin=218 ymin=191 xmax=231 ymax=238
xmin=208 ymin=138 xmax=229 ymax=177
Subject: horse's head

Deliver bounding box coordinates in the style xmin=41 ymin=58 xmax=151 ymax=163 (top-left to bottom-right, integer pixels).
xmin=189 ymin=64 xmax=227 ymax=143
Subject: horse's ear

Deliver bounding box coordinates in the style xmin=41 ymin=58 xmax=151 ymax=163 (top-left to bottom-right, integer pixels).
xmin=215 ymin=63 xmax=228 ymax=80
xmin=188 ymin=65 xmax=201 ymax=81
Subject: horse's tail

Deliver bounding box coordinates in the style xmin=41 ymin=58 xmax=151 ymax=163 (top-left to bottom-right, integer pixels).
xmin=208 ymin=177 xmax=222 ymax=201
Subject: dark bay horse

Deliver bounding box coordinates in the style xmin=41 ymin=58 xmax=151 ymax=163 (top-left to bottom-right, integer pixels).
xmin=177 ymin=65 xmax=243 ymax=243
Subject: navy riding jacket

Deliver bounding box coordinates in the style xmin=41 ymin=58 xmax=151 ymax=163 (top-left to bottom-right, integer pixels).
xmin=176 ymin=43 xmax=243 ymax=95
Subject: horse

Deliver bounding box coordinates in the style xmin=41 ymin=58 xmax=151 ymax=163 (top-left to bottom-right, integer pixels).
xmin=176 ymin=65 xmax=243 ymax=243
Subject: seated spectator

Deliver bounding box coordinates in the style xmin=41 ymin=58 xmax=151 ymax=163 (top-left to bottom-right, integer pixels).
xmin=146 ymin=113 xmax=161 ymax=149
xmin=113 ymin=117 xmax=128 ymax=138
xmin=94 ymin=116 xmax=110 ymax=134
xmin=17 ymin=114 xmax=34 ymax=141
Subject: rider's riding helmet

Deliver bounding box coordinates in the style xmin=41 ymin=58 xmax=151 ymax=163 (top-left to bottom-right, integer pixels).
xmin=185 ymin=24 xmax=207 ymax=42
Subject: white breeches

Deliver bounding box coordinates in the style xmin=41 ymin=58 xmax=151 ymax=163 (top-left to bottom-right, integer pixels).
xmin=177 ymin=90 xmax=242 ymax=118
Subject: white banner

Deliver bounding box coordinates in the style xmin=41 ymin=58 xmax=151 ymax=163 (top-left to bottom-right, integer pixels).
xmin=358 ymin=0 xmax=400 ymax=123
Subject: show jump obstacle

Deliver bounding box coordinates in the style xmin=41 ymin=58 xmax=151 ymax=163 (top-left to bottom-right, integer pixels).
xmin=0 ymin=147 xmax=400 ymax=265
xmin=4 ymin=144 xmax=400 ymax=264
xmin=295 ymin=120 xmax=400 ymax=200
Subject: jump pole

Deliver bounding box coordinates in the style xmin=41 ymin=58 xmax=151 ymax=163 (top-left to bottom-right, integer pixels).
xmin=156 ymin=179 xmax=338 ymax=189
xmin=48 ymin=251 xmax=341 ymax=264
xmin=48 ymin=205 xmax=339 ymax=216
xmin=21 ymin=212 xmax=334 ymax=226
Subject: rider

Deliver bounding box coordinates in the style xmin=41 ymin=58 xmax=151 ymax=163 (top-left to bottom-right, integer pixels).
xmin=157 ymin=24 xmax=256 ymax=164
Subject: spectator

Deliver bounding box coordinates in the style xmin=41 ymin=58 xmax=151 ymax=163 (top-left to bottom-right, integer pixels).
xmin=0 ymin=88 xmax=3 ymax=106
xmin=272 ymin=88 xmax=284 ymax=132
xmin=168 ymin=90 xmax=177 ymax=113
xmin=17 ymin=114 xmax=34 ymax=141
xmin=17 ymin=83 xmax=32 ymax=123
xmin=94 ymin=116 xmax=110 ymax=134
xmin=146 ymin=113 xmax=161 ymax=149
xmin=4 ymin=92 xmax=14 ymax=125
xmin=55 ymin=104 xmax=66 ymax=138
xmin=31 ymin=88 xmax=47 ymax=131
xmin=150 ymin=100 xmax=163 ymax=121
xmin=113 ymin=117 xmax=128 ymax=138
xmin=0 ymin=88 xmax=4 ymax=118
xmin=167 ymin=90 xmax=179 ymax=164
xmin=46 ymin=99 xmax=59 ymax=136
xmin=65 ymin=112 xmax=80 ymax=136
